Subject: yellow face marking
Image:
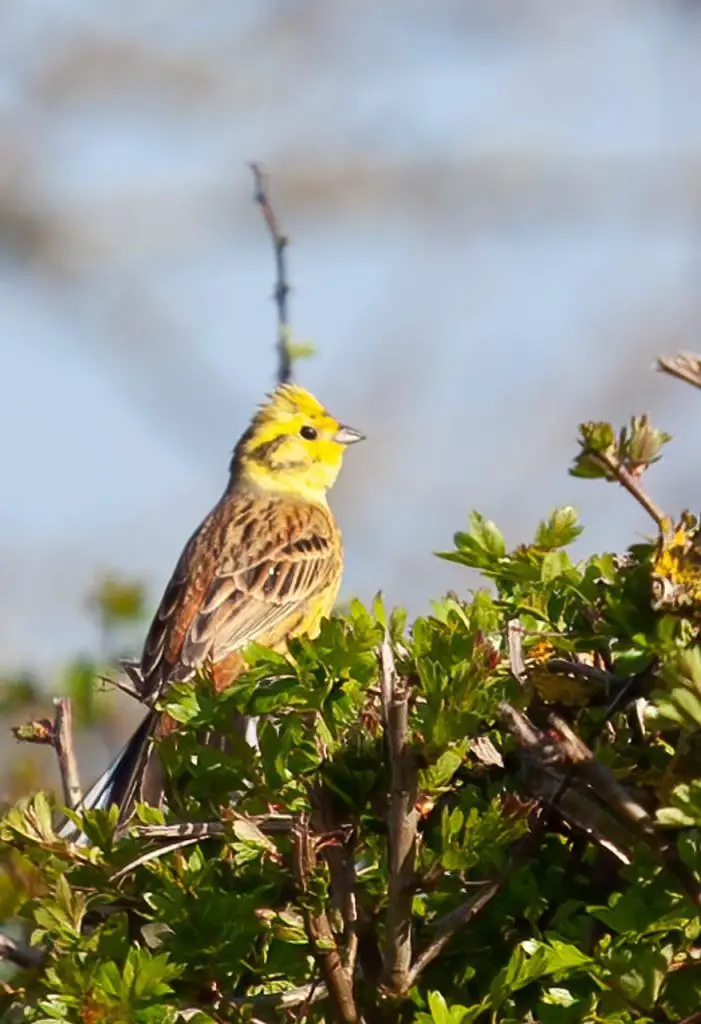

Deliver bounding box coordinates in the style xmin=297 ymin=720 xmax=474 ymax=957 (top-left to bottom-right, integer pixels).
xmin=234 ymin=384 xmax=363 ymax=502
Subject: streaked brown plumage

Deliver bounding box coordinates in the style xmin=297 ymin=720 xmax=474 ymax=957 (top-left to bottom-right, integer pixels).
xmin=61 ymin=384 xmax=363 ymax=837
xmin=140 ymin=492 xmax=341 ymax=696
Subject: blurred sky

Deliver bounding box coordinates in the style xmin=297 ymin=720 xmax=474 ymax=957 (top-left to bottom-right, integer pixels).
xmin=3 ymin=0 xmax=701 ymax=678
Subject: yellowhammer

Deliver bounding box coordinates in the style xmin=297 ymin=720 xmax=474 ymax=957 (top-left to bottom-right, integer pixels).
xmin=63 ymin=383 xmax=364 ymax=833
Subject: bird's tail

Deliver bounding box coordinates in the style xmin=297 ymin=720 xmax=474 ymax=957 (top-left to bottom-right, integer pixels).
xmin=57 ymin=710 xmax=159 ymax=843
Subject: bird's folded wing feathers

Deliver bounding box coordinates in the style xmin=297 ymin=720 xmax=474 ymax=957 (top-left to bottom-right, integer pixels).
xmin=140 ymin=498 xmax=339 ymax=693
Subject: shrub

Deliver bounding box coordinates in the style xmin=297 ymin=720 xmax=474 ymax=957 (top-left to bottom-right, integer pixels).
xmin=3 ymin=403 xmax=701 ymax=1023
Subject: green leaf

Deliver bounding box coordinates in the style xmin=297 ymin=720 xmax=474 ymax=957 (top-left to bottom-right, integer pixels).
xmin=468 ymin=511 xmax=506 ymax=558
xmin=541 ymin=550 xmax=572 ymax=582
xmin=535 ymin=507 xmax=584 ymax=549
xmin=490 ymin=939 xmax=593 ymax=1008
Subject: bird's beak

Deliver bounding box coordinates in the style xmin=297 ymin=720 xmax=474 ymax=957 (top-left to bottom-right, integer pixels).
xmin=334 ymin=424 xmax=365 ymax=445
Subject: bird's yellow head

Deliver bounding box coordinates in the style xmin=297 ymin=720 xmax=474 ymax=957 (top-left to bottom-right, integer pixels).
xmin=232 ymin=384 xmax=364 ymax=502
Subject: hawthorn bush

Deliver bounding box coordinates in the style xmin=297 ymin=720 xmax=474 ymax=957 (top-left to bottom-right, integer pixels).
xmin=3 ymin=406 xmax=701 ymax=1023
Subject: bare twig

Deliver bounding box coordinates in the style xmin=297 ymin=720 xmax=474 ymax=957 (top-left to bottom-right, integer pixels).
xmin=225 ymin=981 xmax=328 ymax=1013
xmin=133 ymin=813 xmax=296 ymax=840
xmin=380 ymin=633 xmax=418 ymax=994
xmin=405 ymin=881 xmax=500 ymax=990
xmin=498 ymin=701 xmax=541 ymax=748
xmin=549 ymin=714 xmax=701 ymax=908
xmin=110 ymin=837 xmax=205 ymax=882
xmin=0 ymin=934 xmax=46 ymax=970
xmin=657 ymin=351 xmax=701 ymax=391
xmin=308 ymin=783 xmax=359 ymax=981
xmin=99 ymin=663 xmax=156 ymax=704
xmin=507 ymin=618 xmax=528 ymax=685
xmin=406 ymin=814 xmax=550 ymax=992
xmin=588 ymin=448 xmax=667 ymax=530
xmin=380 ymin=631 xmax=395 ymax=714
xmin=95 ymin=661 xmax=157 ymax=707
xmin=507 ymin=620 xmax=627 ymax=699
xmin=249 ymin=162 xmax=292 ymax=385
xmin=53 ymin=698 xmax=82 ymax=810
xmin=292 ymin=821 xmax=359 ymax=1023
xmin=343 ymin=886 xmax=359 ymax=980
xmin=505 ymin=702 xmax=701 ymax=901
xmin=499 ymin=703 xmax=633 ymax=863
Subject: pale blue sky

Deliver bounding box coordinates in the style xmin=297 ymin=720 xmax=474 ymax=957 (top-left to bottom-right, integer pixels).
xmin=2 ymin=0 xmax=701 ymax=675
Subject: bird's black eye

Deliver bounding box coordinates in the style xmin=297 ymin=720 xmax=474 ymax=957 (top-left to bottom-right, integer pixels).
xmin=300 ymin=425 xmax=317 ymax=441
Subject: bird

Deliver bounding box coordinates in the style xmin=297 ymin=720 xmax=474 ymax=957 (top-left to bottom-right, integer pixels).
xmin=60 ymin=383 xmax=364 ymax=838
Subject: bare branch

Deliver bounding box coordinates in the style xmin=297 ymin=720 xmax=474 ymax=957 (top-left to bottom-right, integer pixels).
xmin=308 ymin=783 xmax=359 ymax=985
xmin=53 ymin=698 xmax=82 ymax=810
xmin=343 ymin=878 xmax=359 ymax=980
xmin=249 ymin=162 xmax=292 ymax=385
xmin=380 ymin=631 xmax=395 ymax=714
xmin=110 ymin=837 xmax=203 ymax=882
xmin=405 ymin=881 xmax=500 ymax=990
xmin=113 ymin=812 xmax=294 ymax=882
xmin=498 ymin=701 xmax=541 ymax=748
xmin=133 ymin=812 xmax=296 ymax=840
xmin=549 ymin=714 xmax=701 ymax=909
xmin=503 ymin=703 xmax=701 ymax=902
xmin=292 ymin=820 xmax=359 ymax=1024
xmin=225 ymin=981 xmax=328 ymax=1013
xmin=499 ymin=703 xmax=633 ymax=863
xmin=380 ymin=632 xmax=418 ymax=994
xmin=657 ymin=351 xmax=701 ymax=391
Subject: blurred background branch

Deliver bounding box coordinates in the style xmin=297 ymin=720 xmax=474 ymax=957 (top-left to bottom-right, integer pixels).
xmin=3 ymin=0 xmax=701 ymax=796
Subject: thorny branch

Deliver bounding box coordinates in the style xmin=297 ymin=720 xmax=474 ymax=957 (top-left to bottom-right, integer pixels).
xmin=550 ymin=713 xmax=701 ymax=909
xmin=380 ymin=632 xmax=419 ymax=994
xmin=405 ymin=882 xmax=500 ymax=990
xmin=249 ymin=162 xmax=292 ymax=385
xmin=499 ymin=702 xmax=634 ymax=865
xmin=405 ymin=805 xmax=554 ymax=992
xmin=501 ymin=698 xmax=701 ymax=904
xmin=293 ymin=820 xmax=359 ymax=1024
xmin=308 ymin=783 xmax=360 ymax=983
xmin=586 ymin=446 xmax=667 ymax=530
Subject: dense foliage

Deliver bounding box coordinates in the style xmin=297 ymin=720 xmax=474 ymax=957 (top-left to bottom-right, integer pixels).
xmin=3 ymin=410 xmax=701 ymax=1023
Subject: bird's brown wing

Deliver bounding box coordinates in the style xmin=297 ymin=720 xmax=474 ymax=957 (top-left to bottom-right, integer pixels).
xmin=140 ymin=494 xmax=340 ymax=696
